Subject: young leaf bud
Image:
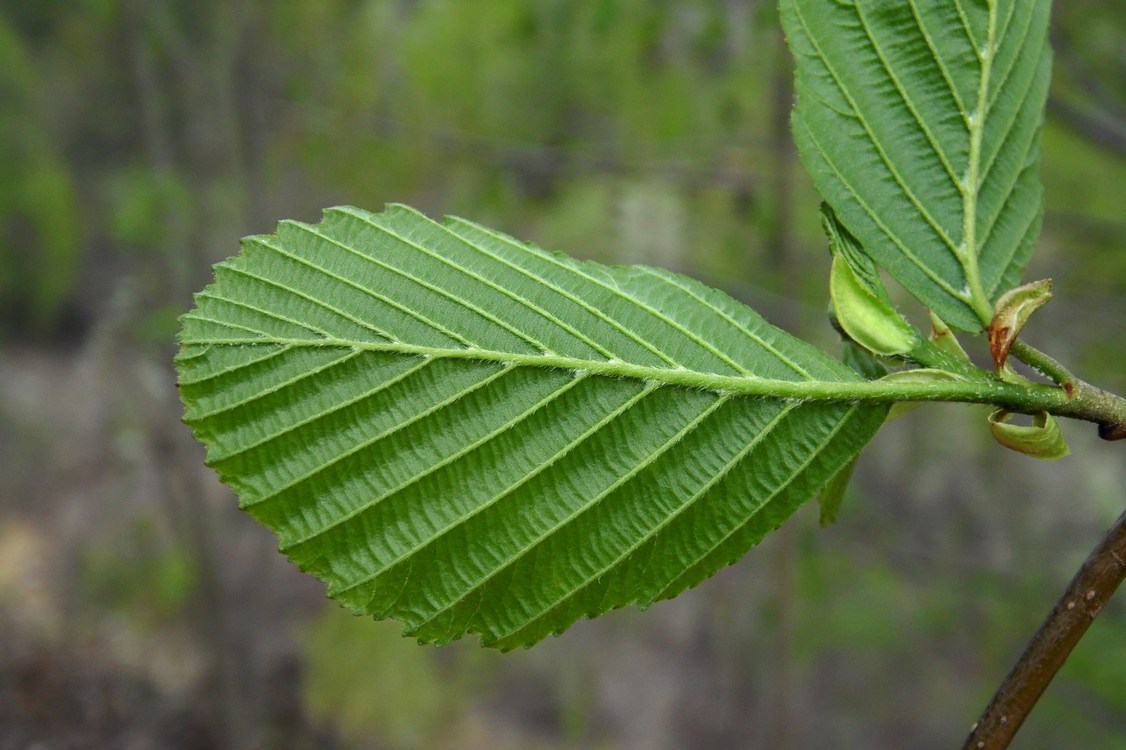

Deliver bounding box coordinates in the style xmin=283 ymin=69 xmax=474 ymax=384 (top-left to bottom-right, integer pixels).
xmin=988 ymin=409 xmax=1070 ymax=460
xmin=830 ymin=254 xmax=917 ymax=357
xmin=988 ymin=279 xmax=1052 ymax=370
xmin=928 ymin=311 xmax=971 ymax=363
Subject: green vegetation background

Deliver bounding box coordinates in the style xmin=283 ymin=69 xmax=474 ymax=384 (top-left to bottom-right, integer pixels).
xmin=1 ymin=1 xmax=1124 ymax=748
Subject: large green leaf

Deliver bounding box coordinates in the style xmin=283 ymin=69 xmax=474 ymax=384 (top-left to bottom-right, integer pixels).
xmin=782 ymin=0 xmax=1052 ymax=331
xmin=176 ymin=205 xmax=886 ymax=649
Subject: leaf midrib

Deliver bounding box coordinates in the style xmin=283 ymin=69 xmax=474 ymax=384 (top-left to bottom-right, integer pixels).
xmin=960 ymin=0 xmax=1017 ymax=325
xmin=180 ymin=330 xmax=1072 ymax=432
xmin=180 ymin=335 xmax=870 ymax=397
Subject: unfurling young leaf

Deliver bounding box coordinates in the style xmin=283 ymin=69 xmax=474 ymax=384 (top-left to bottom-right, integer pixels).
xmin=928 ymin=311 xmax=971 ymax=364
xmin=176 ymin=205 xmax=887 ymax=649
xmin=988 ymin=409 xmax=1070 ymax=460
xmin=822 ymin=204 xmax=918 ymax=357
xmin=988 ymin=279 xmax=1053 ymax=371
xmin=830 ymin=255 xmax=918 ymax=357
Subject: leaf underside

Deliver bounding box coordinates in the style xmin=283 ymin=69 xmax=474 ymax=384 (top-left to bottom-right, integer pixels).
xmin=783 ymin=0 xmax=1052 ymax=331
xmin=176 ymin=204 xmax=885 ymax=650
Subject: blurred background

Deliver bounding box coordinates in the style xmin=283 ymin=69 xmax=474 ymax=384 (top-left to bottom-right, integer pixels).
xmin=2 ymin=1 xmax=1125 ymax=748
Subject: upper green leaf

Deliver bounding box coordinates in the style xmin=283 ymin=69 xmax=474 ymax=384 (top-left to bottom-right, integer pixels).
xmin=176 ymin=204 xmax=886 ymax=649
xmin=782 ymin=0 xmax=1053 ymax=331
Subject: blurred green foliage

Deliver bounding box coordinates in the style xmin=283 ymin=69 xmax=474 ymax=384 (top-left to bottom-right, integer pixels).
xmin=302 ymin=607 xmax=490 ymax=749
xmin=79 ymin=517 xmax=197 ymax=625
xmin=0 ymin=14 xmax=81 ymax=336
xmin=8 ymin=0 xmax=1120 ymax=345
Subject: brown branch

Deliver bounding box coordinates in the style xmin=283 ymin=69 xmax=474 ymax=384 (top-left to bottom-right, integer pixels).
xmin=961 ymin=507 xmax=1126 ymax=750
